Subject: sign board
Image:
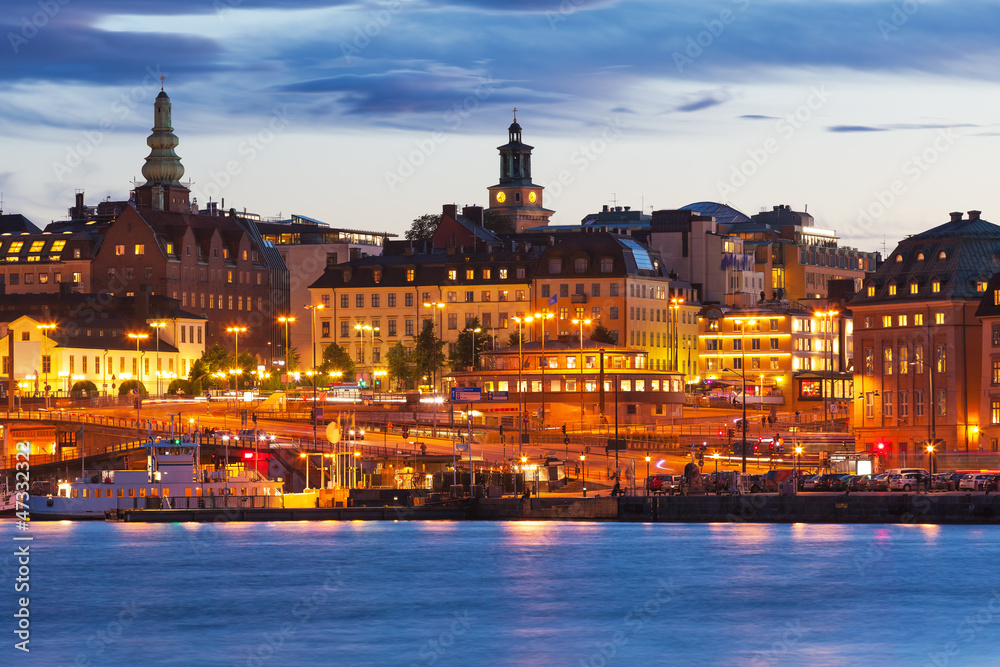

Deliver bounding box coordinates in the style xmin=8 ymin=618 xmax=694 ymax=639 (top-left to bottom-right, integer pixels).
xmin=606 ymin=438 xmax=627 ymax=452
xmin=450 ymin=387 xmax=482 ymax=402
xmin=489 ymin=391 xmax=509 ymax=401
xmin=455 ymin=442 xmax=469 ymax=453
xmin=325 ymin=421 xmax=341 ymax=444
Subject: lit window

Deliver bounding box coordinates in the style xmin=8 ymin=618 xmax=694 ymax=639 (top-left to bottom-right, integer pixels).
xmin=28 ymin=241 xmax=44 ymax=253
xmin=482 ymin=269 xmax=491 ymax=279
xmin=910 ymin=283 xmax=918 ymax=295
xmin=134 ymin=244 xmax=144 ymax=255
xmin=915 ymin=313 xmax=923 ymax=326
xmin=867 ymin=285 xmax=875 ymax=297
xmin=898 ymin=314 xmax=907 ymax=327
xmin=978 ymin=281 xmax=988 ymax=292
xmin=406 ymin=269 xmax=414 ymax=282
xmin=882 ymin=315 xmax=892 ymax=327
xmin=938 ymin=250 xmax=947 ymax=259
xmin=916 ymin=252 xmax=925 ymax=261
xmin=935 ymin=312 xmax=944 ymax=325
xmin=895 ymin=255 xmax=903 ymax=263
xmin=448 ymin=270 xmax=456 ymax=280
xmin=115 ymin=244 xmax=125 ymax=256
xmin=888 ymin=284 xmax=897 ymax=296
xmin=932 ymin=280 xmax=940 ymax=293
xmin=499 ymin=268 xmax=508 ymax=279
xmin=50 ymin=240 xmax=66 ymax=253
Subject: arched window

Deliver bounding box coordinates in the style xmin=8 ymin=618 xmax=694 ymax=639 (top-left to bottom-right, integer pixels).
xmin=574 ymin=258 xmax=588 ymax=273
xmin=895 ymin=255 xmax=903 ymax=263
xmin=548 ymin=258 xmax=562 ymax=274
xmin=938 ymin=250 xmax=947 ymax=260
xmin=600 ymin=257 xmax=613 ymax=273
xmin=916 ymin=252 xmax=925 ymax=261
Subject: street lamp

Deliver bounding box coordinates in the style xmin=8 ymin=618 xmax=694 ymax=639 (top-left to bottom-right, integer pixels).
xmin=644 ymin=455 xmax=651 ymax=495
xmin=354 ymin=323 xmax=374 ymax=386
xmin=278 ymin=315 xmax=295 ymax=397
xmin=669 ymin=297 xmax=684 ymax=372
xmin=571 ymin=318 xmax=591 ymax=430
xmin=36 ymin=323 xmax=56 ymax=408
xmin=909 ymin=359 xmax=937 ymax=458
xmin=532 ymin=311 xmax=554 ymax=423
xmin=580 ymin=454 xmax=587 ymax=497
xmin=512 ymin=315 xmax=529 ymax=452
xmin=127 ymin=332 xmax=149 ymax=390
xmin=467 ymin=327 xmax=482 ymax=370
xmin=305 ymin=304 xmax=325 ymax=450
xmin=226 ymin=326 xmax=247 ymax=391
xmin=422 ymin=301 xmax=446 ymax=391
xmin=149 ymin=321 xmax=166 ymax=397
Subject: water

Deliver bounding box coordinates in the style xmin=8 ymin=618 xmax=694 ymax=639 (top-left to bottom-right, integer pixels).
xmin=3 ymin=520 xmax=999 ymax=666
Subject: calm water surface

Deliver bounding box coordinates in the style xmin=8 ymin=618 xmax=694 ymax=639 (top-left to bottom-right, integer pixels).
xmin=2 ymin=520 xmax=998 ymax=666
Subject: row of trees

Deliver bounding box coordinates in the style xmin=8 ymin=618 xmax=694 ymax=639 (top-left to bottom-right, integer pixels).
xmin=180 ymin=317 xmax=618 ymax=395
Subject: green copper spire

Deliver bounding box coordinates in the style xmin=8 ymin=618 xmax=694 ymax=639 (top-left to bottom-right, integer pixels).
xmin=141 ymin=86 xmax=185 ymax=187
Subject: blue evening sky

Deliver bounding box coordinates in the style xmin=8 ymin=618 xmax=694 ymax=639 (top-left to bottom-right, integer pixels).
xmin=3 ymin=0 xmax=1000 ymax=251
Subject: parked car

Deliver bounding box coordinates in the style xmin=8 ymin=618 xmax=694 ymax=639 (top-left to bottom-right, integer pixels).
xmin=801 ymin=475 xmax=824 ymax=491
xmin=930 ymin=473 xmax=952 ymax=491
xmin=959 ymin=473 xmax=993 ymax=491
xmin=850 ymin=474 xmax=873 ymax=491
xmin=745 ymin=474 xmax=765 ymax=493
xmin=646 ymin=474 xmax=682 ymax=495
xmin=983 ymin=475 xmax=1000 ymax=492
xmin=869 ymin=473 xmax=891 ymax=492
xmin=889 ymin=472 xmax=927 ymax=492
xmin=829 ymin=475 xmax=854 ymax=492
xmin=942 ymin=471 xmax=966 ymax=490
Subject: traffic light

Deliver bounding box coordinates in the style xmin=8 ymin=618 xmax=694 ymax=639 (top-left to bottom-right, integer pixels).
xmin=499 ymin=424 xmax=504 ymax=437
xmin=170 ymin=438 xmax=182 ymax=445
xmin=561 ymin=423 xmax=567 ymax=436
xmin=358 ymin=379 xmax=366 ymax=388
xmin=718 ymin=429 xmax=724 ymax=437
xmin=877 ymin=442 xmax=885 ymax=452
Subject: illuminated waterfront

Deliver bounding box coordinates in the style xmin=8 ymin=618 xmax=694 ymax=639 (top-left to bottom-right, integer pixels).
xmin=4 ymin=520 xmax=999 ymax=665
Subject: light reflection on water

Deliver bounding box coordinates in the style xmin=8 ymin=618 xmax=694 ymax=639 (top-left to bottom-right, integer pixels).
xmin=4 ymin=520 xmax=999 ymax=666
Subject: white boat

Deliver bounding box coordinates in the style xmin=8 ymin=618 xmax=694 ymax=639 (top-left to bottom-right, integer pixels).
xmin=29 ymin=438 xmax=284 ymax=520
xmin=0 ymin=482 xmax=17 ymax=516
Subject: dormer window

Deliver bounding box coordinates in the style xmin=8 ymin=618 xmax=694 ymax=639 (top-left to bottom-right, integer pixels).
xmin=867 ymin=285 xmax=875 ymax=297
xmin=938 ymin=250 xmax=947 ymax=260
xmin=932 ymin=280 xmax=941 ymax=293
xmin=895 ymin=255 xmax=903 ymax=263
xmin=575 ymin=258 xmax=588 ymax=273
xmin=909 ymin=282 xmax=918 ymax=295
xmin=549 ymin=258 xmax=563 ymax=274
xmin=916 ymin=252 xmax=924 ymax=261
xmin=888 ymin=282 xmax=897 ymax=296
xmin=977 ymin=280 xmax=987 ymax=292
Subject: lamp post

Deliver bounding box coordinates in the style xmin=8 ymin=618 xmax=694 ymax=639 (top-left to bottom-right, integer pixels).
xmin=305 ymin=304 xmax=325 ymax=450
xmin=278 ymin=315 xmax=295 ymax=397
xmin=149 ymin=321 xmax=166 ymax=396
xmin=354 ymin=323 xmax=374 ymax=386
xmin=794 ymin=445 xmax=803 ymax=487
xmin=909 ymin=359 xmax=936 ymax=458
xmin=580 ymin=454 xmax=586 ymax=497
xmin=226 ymin=326 xmax=247 ymax=391
xmin=532 ymin=312 xmax=554 ymax=423
xmin=644 ymin=455 xmax=651 ymax=495
xmin=127 ymin=332 xmax=149 ymax=390
xmin=571 ymin=318 xmax=591 ymax=430
xmin=468 ymin=327 xmax=482 ymax=370
xmin=36 ymin=323 xmax=56 ymax=408
xmin=422 ymin=301 xmax=446 ymax=392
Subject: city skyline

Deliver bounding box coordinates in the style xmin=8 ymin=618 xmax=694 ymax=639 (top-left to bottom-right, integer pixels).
xmin=4 ymin=1 xmax=1000 ymax=251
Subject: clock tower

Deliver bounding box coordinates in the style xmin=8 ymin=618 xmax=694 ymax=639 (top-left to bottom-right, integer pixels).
xmin=487 ymin=110 xmax=553 ymax=231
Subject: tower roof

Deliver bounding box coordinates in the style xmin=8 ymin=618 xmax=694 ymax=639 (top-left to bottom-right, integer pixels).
xmin=140 ymin=88 xmax=186 ymax=188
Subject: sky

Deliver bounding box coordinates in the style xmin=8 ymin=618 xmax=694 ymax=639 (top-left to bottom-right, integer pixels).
xmin=3 ymin=0 xmax=1000 ymax=253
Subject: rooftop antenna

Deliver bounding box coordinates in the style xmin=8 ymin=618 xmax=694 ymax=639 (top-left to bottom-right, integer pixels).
xmin=882 ymin=235 xmax=887 ymax=257
xmin=160 ymin=75 xmax=165 ymax=91
xmin=610 ymin=193 xmax=618 ymax=207
xmin=0 ymin=192 xmax=4 ymax=215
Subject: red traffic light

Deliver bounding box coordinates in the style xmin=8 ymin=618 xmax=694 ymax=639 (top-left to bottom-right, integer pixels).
xmin=877 ymin=442 xmax=885 ymax=450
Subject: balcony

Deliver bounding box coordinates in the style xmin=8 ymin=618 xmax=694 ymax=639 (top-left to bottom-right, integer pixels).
xmin=570 ymin=294 xmax=588 ymax=304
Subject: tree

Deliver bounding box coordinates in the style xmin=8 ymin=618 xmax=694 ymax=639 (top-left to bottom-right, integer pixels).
xmin=589 ymin=320 xmax=617 ymax=344
xmin=405 ymin=213 xmax=441 ymax=241
xmin=386 ymin=342 xmax=414 ymax=391
xmin=71 ymin=380 xmax=98 ymax=396
xmin=167 ymin=378 xmax=192 ymax=395
xmin=320 ymin=342 xmax=356 ymax=382
xmin=449 ymin=317 xmax=492 ymax=370
xmin=507 ymin=330 xmax=523 ymax=347
xmin=483 ymin=209 xmax=515 ymax=235
xmin=413 ymin=320 xmax=446 ymax=388
xmin=118 ymin=379 xmax=148 ymax=396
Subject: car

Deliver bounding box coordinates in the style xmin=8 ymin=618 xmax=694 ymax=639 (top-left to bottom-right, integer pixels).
xmin=869 ymin=473 xmax=891 ymax=492
xmin=801 ymin=475 xmax=824 ymax=491
xmin=829 ymin=474 xmax=853 ymax=492
xmin=646 ymin=474 xmax=682 ymax=495
xmin=959 ymin=473 xmax=993 ymax=491
xmin=983 ymin=475 xmax=1000 ymax=492
xmin=744 ymin=474 xmax=765 ymax=493
xmin=237 ymin=428 xmax=274 ymax=442
xmin=849 ymin=474 xmax=873 ymax=491
xmin=889 ymin=472 xmax=926 ymax=492
xmin=348 ymin=427 xmax=366 ymax=440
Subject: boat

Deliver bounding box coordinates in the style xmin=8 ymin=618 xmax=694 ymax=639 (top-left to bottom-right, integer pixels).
xmin=28 ymin=437 xmax=284 ymax=520
xmin=0 ymin=482 xmax=18 ymax=516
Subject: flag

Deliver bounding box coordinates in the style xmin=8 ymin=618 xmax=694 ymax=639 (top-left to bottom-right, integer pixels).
xmin=548 ymin=294 xmax=557 ymax=307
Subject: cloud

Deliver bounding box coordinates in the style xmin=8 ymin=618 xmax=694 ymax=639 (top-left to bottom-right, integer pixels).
xmin=740 ymin=114 xmax=778 ymax=120
xmin=676 ymin=90 xmax=731 ymax=113
xmin=828 ymin=125 xmax=886 ymax=133
xmin=827 ymin=122 xmax=978 ymax=133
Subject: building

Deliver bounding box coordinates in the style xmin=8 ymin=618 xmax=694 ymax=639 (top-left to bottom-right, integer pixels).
xmin=529 ymin=230 xmax=701 ymax=380
xmin=721 ymin=204 xmax=878 ymax=302
xmin=486 ymin=112 xmax=553 ymax=231
xmin=307 ymin=237 xmax=541 ymax=387
xmin=258 ymin=214 xmax=392 ymax=368
xmin=447 ymin=340 xmax=685 ymax=428
xmin=697 ymin=301 xmax=851 ymax=414
xmin=0 ymin=292 xmax=206 ymax=397
xmin=850 ymin=211 xmax=1000 ymax=467
xmin=975 ymin=275 xmax=1000 ymax=456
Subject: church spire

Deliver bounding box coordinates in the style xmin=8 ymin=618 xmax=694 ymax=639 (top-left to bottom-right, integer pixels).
xmin=133 ymin=85 xmax=190 ymax=212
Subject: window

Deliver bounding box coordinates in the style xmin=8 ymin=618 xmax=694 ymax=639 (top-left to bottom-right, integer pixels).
xmin=992 ymin=400 xmax=1000 ymax=425
xmin=388 ymin=293 xmax=396 ymax=307
xmin=895 ymin=255 xmax=903 ymax=263
xmin=910 ymin=283 xmax=919 ymax=295
xmin=770 ymin=338 xmax=779 ymax=350
xmin=499 ymin=268 xmax=508 ymax=279
xmin=865 ymin=391 xmax=875 ymax=419
xmin=115 ymin=244 xmax=125 ymax=256
xmin=883 ymin=347 xmax=893 ymax=375
xmin=864 ymin=347 xmax=874 ymax=376
xmin=992 ymin=359 xmax=1000 ymax=385
xmin=134 ymin=244 xmax=144 ymax=255
xmin=899 ymin=346 xmax=909 ymax=374
xmin=482 ymin=269 xmax=491 ymax=279
xmin=915 ymin=313 xmax=923 ymax=326
xmin=867 ymin=285 xmax=875 ymax=297
xmin=371 ymin=294 xmax=379 ymax=308
xmin=341 ymin=321 xmax=349 ymax=338
xmin=609 ymin=306 xmax=618 ymax=320
xmin=935 ymin=312 xmax=944 ymax=325
xmin=864 ymin=316 xmax=872 ymax=329
xmin=978 ymin=281 xmax=988 ymax=292
xmin=321 ymin=322 xmax=330 ymax=338
xmin=884 ymin=391 xmax=893 ymax=418
xmin=480 ymin=290 xmax=490 ymax=302
xmin=600 ymin=257 xmax=613 ymax=273
xmin=574 ymin=258 xmax=588 ymax=273
xmin=915 ymin=390 xmax=924 ymax=417
xmin=994 ymin=324 xmax=1000 ymax=347
xmin=541 ymin=284 xmax=550 ymax=298
xmin=406 ymin=269 xmax=415 ymax=282
xmin=899 ymin=390 xmax=908 ymax=418
xmin=405 ymin=320 xmax=414 ymax=336
xmin=356 ymin=294 xmax=364 ymax=308
xmin=516 ymin=290 xmax=525 ymax=301
xmin=914 ymin=345 xmax=924 ymax=373
xmin=592 ymin=284 xmax=601 ymax=297
xmin=448 ymin=269 xmax=457 ymax=280
xmin=340 ymin=294 xmax=349 ymax=308
xmin=465 ymin=269 xmax=474 ymax=280
xmin=405 ymin=293 xmax=413 ymax=307
xmin=932 ymin=280 xmax=941 ymax=293
xmin=936 ymin=344 xmax=946 ymax=373
xmin=448 ymin=313 xmax=457 ymax=330
xmin=882 ymin=315 xmax=892 ymax=327
xmin=609 ymin=283 xmax=618 ymax=297
xmin=549 ymin=259 xmax=562 ymax=274
xmin=936 ymin=389 xmax=947 ymax=416
xmin=516 ymin=267 xmax=525 ymax=279
xmin=938 ymin=251 xmax=947 ymax=260
xmin=898 ymin=314 xmax=907 ymax=327
xmin=466 ymin=291 xmax=475 ymax=303
xmin=889 ymin=284 xmax=897 ymax=296
xmin=321 ymin=294 xmax=330 ymax=307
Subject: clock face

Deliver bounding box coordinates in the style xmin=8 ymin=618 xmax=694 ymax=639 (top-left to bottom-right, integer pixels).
xmin=528 ymin=191 xmax=537 ymax=204
xmin=496 ymin=191 xmax=506 ymax=203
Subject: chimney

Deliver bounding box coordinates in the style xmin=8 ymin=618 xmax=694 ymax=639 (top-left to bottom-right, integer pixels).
xmin=349 ymin=247 xmax=360 ymax=261
xmin=442 ymin=204 xmax=458 ymax=219
xmin=603 ymin=205 xmax=609 ymax=212
xmin=949 ymin=212 xmax=963 ymax=223
xmin=624 ymin=206 xmax=630 ymax=212
xmin=135 ymin=284 xmax=151 ymax=321
xmin=463 ymin=205 xmax=484 ymax=225
xmin=75 ymin=191 xmax=85 ymax=216
xmin=968 ymin=210 xmax=981 ymax=221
